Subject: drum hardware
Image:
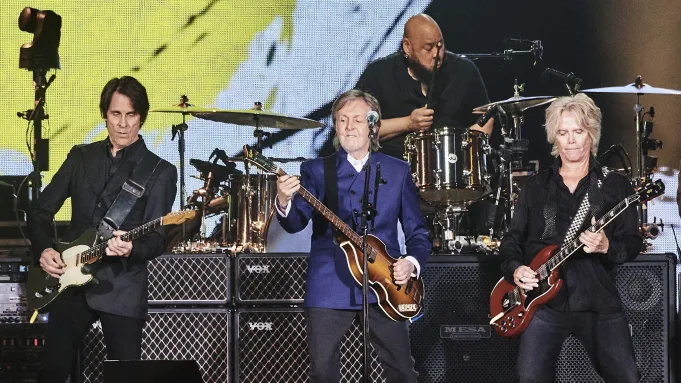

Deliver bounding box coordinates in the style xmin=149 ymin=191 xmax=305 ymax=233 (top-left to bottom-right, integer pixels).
xmin=157 ymin=101 xmax=322 ymax=254
xmin=428 ymin=204 xmax=500 ymax=254
xmin=542 ymin=67 xmax=583 ymax=96
xmin=460 ymin=38 xmax=543 ymax=64
xmin=583 ymin=75 xmax=681 ymax=234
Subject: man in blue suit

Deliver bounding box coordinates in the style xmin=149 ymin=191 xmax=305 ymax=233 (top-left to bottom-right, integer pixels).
xmin=276 ymin=89 xmax=431 ymax=382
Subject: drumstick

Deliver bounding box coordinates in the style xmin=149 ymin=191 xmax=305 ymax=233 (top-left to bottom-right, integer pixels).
xmin=424 ymin=41 xmax=443 ymax=109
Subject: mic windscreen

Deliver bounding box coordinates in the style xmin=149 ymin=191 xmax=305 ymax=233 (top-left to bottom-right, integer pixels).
xmin=367 ymin=111 xmax=379 ymax=124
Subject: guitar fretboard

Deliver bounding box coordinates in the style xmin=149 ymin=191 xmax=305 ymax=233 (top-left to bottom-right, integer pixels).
xmin=78 ymin=217 xmax=164 ymax=265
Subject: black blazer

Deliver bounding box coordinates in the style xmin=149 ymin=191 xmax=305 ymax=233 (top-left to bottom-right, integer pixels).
xmin=28 ymin=138 xmax=177 ymax=319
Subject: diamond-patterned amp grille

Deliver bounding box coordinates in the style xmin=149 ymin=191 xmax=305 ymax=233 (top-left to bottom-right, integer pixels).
xmin=147 ymin=254 xmax=230 ymax=304
xmin=79 ymin=309 xmax=230 ymax=383
xmin=235 ymin=253 xmax=307 ymax=304
xmin=235 ymin=308 xmax=385 ymax=382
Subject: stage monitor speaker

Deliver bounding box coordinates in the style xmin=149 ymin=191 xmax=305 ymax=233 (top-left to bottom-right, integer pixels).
xmin=79 ymin=308 xmax=230 ymax=383
xmin=234 ymin=307 xmax=385 ymax=382
xmin=103 ymin=360 xmax=203 ymax=383
xmin=410 ymin=254 xmax=675 ymax=383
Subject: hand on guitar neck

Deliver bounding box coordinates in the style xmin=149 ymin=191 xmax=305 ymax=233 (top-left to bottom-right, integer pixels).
xmin=579 ymin=217 xmax=609 ymax=254
xmin=105 ymin=230 xmax=133 ymax=257
xmin=276 ymin=174 xmax=300 ymax=213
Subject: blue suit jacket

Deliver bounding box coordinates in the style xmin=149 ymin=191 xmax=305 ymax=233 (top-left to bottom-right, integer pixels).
xmin=277 ymin=149 xmax=431 ymax=310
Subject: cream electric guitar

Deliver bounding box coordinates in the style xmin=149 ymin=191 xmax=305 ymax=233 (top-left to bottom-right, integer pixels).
xmin=27 ymin=210 xmax=196 ymax=314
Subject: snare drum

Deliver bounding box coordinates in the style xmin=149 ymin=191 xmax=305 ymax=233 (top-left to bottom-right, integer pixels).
xmin=405 ymin=127 xmax=491 ymax=204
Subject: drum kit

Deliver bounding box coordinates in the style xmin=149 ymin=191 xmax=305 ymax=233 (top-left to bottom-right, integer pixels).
xmin=152 ymin=99 xmax=321 ymax=254
xmin=405 ymin=76 xmax=681 ymax=254
xmin=154 ymin=75 xmax=681 ymax=256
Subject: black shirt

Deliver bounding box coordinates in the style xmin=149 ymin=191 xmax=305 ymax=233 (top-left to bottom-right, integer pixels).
xmin=356 ymin=51 xmax=490 ymax=159
xmin=500 ymin=158 xmax=642 ymax=313
xmin=105 ymin=136 xmax=144 ymax=180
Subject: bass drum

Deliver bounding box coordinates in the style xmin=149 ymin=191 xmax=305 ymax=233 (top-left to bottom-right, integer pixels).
xmin=262 ymin=210 xmax=312 ymax=253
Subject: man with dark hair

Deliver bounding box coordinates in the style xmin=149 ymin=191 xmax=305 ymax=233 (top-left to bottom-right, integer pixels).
xmin=276 ymin=89 xmax=431 ymax=382
xmin=29 ymin=76 xmax=177 ymax=383
xmin=356 ymin=13 xmax=492 ymax=160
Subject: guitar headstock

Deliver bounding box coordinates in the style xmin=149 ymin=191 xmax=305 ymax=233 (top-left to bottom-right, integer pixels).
xmin=162 ymin=210 xmax=197 ymax=226
xmin=633 ymin=179 xmax=665 ymax=204
xmin=243 ymin=145 xmax=280 ymax=174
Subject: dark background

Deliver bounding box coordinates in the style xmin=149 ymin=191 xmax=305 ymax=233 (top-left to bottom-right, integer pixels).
xmin=425 ymin=0 xmax=681 ymax=172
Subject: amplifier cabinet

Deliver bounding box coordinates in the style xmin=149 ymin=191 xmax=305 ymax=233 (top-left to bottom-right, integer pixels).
xmin=234 ymin=307 xmax=385 ymax=382
xmin=410 ymin=254 xmax=676 ymax=383
xmin=80 ymin=308 xmax=231 ymax=383
xmin=147 ymin=253 xmax=230 ymax=305
xmin=234 ymin=253 xmax=307 ymax=305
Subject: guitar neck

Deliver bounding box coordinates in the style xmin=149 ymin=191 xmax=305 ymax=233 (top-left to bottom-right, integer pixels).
xmin=543 ymin=198 xmax=630 ymax=273
xmin=275 ymin=168 xmax=365 ymax=249
xmin=79 ymin=217 xmax=164 ymax=264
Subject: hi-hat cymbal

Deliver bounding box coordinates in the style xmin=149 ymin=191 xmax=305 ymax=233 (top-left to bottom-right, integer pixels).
xmin=473 ymin=96 xmax=557 ymax=114
xmin=582 ymin=83 xmax=681 ymax=95
xmin=150 ymin=105 xmax=222 ymax=113
xmin=189 ymin=158 xmax=242 ymax=181
xmin=192 ymin=109 xmax=324 ymax=130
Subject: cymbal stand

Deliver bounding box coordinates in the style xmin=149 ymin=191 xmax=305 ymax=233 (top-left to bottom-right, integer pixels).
xmin=630 ymin=76 xmax=664 ymax=230
xmin=171 ymin=95 xmax=191 ymax=210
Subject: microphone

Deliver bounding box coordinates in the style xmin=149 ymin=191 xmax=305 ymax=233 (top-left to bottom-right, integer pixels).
xmin=542 ymin=67 xmax=583 ymax=93
xmin=476 ymin=104 xmax=497 ymax=127
xmin=367 ymin=111 xmax=379 ymax=138
xmin=367 ymin=111 xmax=379 ymax=126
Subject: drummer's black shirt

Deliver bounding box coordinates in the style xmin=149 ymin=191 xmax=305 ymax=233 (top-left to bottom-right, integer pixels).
xmin=356 ymin=51 xmax=490 ymax=159
xmin=500 ymin=158 xmax=642 ymax=313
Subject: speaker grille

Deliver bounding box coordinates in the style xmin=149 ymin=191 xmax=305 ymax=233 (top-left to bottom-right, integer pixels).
xmin=147 ymin=254 xmax=230 ymax=304
xmin=554 ymin=257 xmax=672 ymax=382
xmin=410 ymin=256 xmax=519 ymax=383
xmin=411 ymin=254 xmax=674 ymax=383
xmin=235 ymin=254 xmax=307 ymax=304
xmin=79 ymin=309 xmax=230 ymax=383
xmin=235 ymin=308 xmax=385 ymax=382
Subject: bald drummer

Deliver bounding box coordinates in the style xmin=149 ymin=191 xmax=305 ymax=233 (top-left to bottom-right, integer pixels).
xmin=355 ymin=13 xmax=493 ymax=160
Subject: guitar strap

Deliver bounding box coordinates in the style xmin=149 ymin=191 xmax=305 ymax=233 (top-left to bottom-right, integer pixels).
xmin=560 ymin=166 xmax=611 ymax=246
xmin=323 ymin=153 xmax=341 ymax=236
xmin=96 ymin=152 xmax=162 ymax=242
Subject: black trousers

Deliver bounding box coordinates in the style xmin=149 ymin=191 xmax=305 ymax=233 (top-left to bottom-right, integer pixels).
xmin=38 ymin=292 xmax=145 ymax=383
xmin=305 ymin=306 xmax=418 ymax=383
xmin=516 ymin=306 xmax=640 ymax=383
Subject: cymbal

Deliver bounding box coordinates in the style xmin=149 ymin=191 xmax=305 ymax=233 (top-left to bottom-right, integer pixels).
xmin=189 ymin=158 xmax=242 ymax=180
xmin=582 ymin=83 xmax=681 ymax=95
xmin=192 ymin=109 xmax=324 ymax=130
xmin=150 ymin=105 xmax=222 ymax=113
xmin=473 ymin=96 xmax=557 ymax=114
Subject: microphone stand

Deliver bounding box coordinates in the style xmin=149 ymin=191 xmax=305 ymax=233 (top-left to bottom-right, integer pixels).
xmin=360 ymin=121 xmax=378 ymax=383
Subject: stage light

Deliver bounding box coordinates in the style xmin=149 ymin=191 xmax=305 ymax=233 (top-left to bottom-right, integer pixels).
xmin=18 ymin=7 xmax=61 ymax=70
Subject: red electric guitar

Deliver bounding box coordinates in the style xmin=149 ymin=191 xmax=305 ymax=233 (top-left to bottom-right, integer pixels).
xmin=489 ymin=179 xmax=664 ymax=338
